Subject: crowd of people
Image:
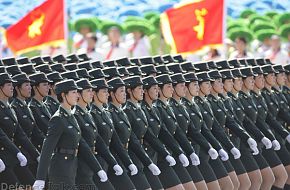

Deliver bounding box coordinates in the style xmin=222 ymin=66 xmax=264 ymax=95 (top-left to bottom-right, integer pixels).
xmin=0 ymin=49 xmax=289 ymax=190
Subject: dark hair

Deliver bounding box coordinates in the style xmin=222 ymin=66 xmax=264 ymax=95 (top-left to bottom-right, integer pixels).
xmin=108 ymin=88 xmax=118 ymax=102
xmin=56 ymin=91 xmax=69 ymax=103
xmin=13 ymin=84 xmax=24 ymax=98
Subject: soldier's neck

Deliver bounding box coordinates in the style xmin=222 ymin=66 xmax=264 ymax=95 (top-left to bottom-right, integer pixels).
xmin=185 ymin=93 xmax=193 ymax=103
xmin=210 ymin=90 xmax=219 ymax=97
xmin=60 ymin=103 xmax=72 ymax=114
xmin=93 ymin=100 xmax=103 ymax=109
xmin=252 ymin=86 xmax=260 ymax=94
xmin=34 ymin=94 xmax=44 ymax=102
xmin=16 ymin=95 xmax=26 ymax=101
xmin=144 ymin=95 xmax=153 ymax=107
xmin=78 ymin=101 xmax=87 ymax=110
xmin=286 ymin=80 xmax=290 ymax=88
xmin=241 ymin=85 xmax=250 ymax=94
xmin=264 ymin=83 xmax=272 ymax=91
xmin=172 ymin=93 xmax=181 ymax=101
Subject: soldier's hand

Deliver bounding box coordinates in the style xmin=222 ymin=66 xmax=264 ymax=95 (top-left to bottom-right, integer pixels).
xmin=113 ymin=164 xmax=123 ymax=176
xmin=128 ymin=164 xmax=138 ymax=176
xmin=178 ymin=153 xmax=189 ymax=167
xmin=148 ymin=163 xmax=161 ymax=176
xmin=97 ymin=170 xmax=108 ymax=182
xmin=272 ymin=140 xmax=281 ymax=151
xmin=208 ymin=148 xmax=218 ymax=160
xmin=286 ymin=134 xmax=290 ymax=144
xmin=16 ymin=152 xmax=27 ymax=167
xmin=189 ymin=153 xmax=200 ymax=166
xmin=261 ymin=137 xmax=272 ymax=149
xmin=251 ymin=147 xmax=259 ymax=155
xmin=165 ymin=155 xmax=176 ymax=166
xmin=32 ymin=180 xmax=45 ymax=190
xmin=247 ymin=138 xmax=257 ymax=149
xmin=230 ymin=147 xmax=241 ymax=159
xmin=0 ymin=159 xmax=5 ymax=173
xmin=218 ymin=149 xmax=229 ymax=161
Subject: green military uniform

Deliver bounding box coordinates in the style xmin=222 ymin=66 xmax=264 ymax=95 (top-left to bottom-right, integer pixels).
xmin=44 ymin=96 xmax=60 ymax=116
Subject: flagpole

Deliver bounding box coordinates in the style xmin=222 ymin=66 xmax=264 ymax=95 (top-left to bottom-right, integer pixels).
xmin=63 ymin=0 xmax=69 ymax=54
xmin=222 ymin=0 xmax=227 ymax=59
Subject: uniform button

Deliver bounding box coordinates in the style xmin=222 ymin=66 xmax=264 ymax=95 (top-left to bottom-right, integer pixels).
xmin=64 ymin=156 xmax=68 ymax=160
xmin=13 ymin=123 xmax=16 ymax=126
xmin=185 ymin=130 xmax=188 ymax=133
xmin=111 ymin=129 xmax=113 ymax=132
xmin=77 ymin=132 xmax=80 ymax=135
xmin=32 ymin=122 xmax=34 ymax=125
xmin=144 ymin=125 xmax=147 ymax=128
xmin=18 ymin=146 xmax=22 ymax=148
xmin=145 ymin=147 xmax=148 ymax=151
xmin=1 ymin=147 xmax=4 ymax=150
xmin=94 ymin=130 xmax=96 ymax=132
xmin=200 ymin=120 xmax=202 ymax=122
xmin=94 ymin=141 xmax=96 ymax=144
xmin=175 ymin=122 xmax=178 ymax=125
xmin=109 ymin=139 xmax=111 ymax=143
xmin=38 ymin=145 xmax=41 ymax=148
xmin=157 ymin=125 xmax=160 ymax=128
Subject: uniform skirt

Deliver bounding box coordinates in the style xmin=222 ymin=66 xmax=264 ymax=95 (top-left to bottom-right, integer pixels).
xmin=186 ymin=165 xmax=204 ymax=183
xmin=276 ymin=144 xmax=290 ymax=166
xmin=198 ymin=151 xmax=217 ymax=183
xmin=229 ymin=157 xmax=247 ymax=175
xmin=209 ymin=158 xmax=229 ymax=179
xmin=157 ymin=160 xmax=182 ymax=188
xmin=172 ymin=159 xmax=193 ymax=184
xmin=108 ymin=170 xmax=135 ymax=190
xmin=130 ymin=170 xmax=151 ymax=190
xmin=144 ymin=167 xmax=163 ymax=190
xmin=0 ymin=166 xmax=35 ymax=188
xmin=262 ymin=148 xmax=282 ymax=168
xmin=239 ymin=142 xmax=260 ymax=172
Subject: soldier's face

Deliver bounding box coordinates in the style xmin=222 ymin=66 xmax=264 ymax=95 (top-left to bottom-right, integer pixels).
xmin=233 ymin=78 xmax=243 ymax=91
xmin=80 ymin=88 xmax=94 ymax=104
xmin=188 ymin=81 xmax=199 ymax=96
xmin=114 ymin=86 xmax=126 ymax=104
xmin=1 ymin=82 xmax=14 ymax=98
xmin=147 ymin=85 xmax=159 ymax=100
xmin=18 ymin=82 xmax=32 ymax=98
xmin=265 ymin=73 xmax=276 ymax=86
xmin=36 ymin=82 xmax=50 ymax=97
xmin=223 ymin=79 xmax=233 ymax=92
xmin=243 ymin=76 xmax=254 ymax=90
xmin=65 ymin=90 xmax=79 ymax=106
xmin=276 ymin=73 xmax=286 ymax=86
xmin=160 ymin=83 xmax=173 ymax=98
xmin=96 ymin=88 xmax=109 ymax=104
xmin=199 ymin=81 xmax=211 ymax=95
xmin=254 ymin=75 xmax=265 ymax=89
xmin=174 ymin=82 xmax=186 ymax=97
xmin=131 ymin=85 xmax=144 ymax=101
xmin=287 ymin=74 xmax=290 ymax=83
xmin=212 ymin=78 xmax=224 ymax=94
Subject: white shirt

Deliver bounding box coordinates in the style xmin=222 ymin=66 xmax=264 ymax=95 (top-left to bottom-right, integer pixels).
xmin=127 ymin=37 xmax=151 ymax=57
xmin=77 ymin=48 xmax=104 ymax=61
xmin=264 ymin=49 xmax=289 ymax=65
xmin=100 ymin=42 xmax=129 ymax=60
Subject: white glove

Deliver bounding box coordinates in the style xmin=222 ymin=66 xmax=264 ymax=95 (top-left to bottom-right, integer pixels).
xmin=113 ymin=164 xmax=123 ymax=176
xmin=17 ymin=152 xmax=27 ymax=167
xmin=190 ymin=153 xmax=200 ymax=166
xmin=218 ymin=149 xmax=229 ymax=161
xmin=230 ymin=147 xmax=241 ymax=159
xmin=148 ymin=163 xmax=161 ymax=176
xmin=272 ymin=140 xmax=281 ymax=151
xmin=261 ymin=137 xmax=272 ymax=149
xmin=37 ymin=156 xmax=40 ymax=163
xmin=178 ymin=153 xmax=189 ymax=167
xmin=165 ymin=155 xmax=176 ymax=166
xmin=247 ymin=138 xmax=257 ymax=148
xmin=128 ymin=164 xmax=138 ymax=176
xmin=32 ymin=180 xmax=45 ymax=190
xmin=208 ymin=148 xmax=218 ymax=160
xmin=286 ymin=134 xmax=290 ymax=144
xmin=252 ymin=147 xmax=259 ymax=155
xmin=97 ymin=170 xmax=108 ymax=182
xmin=0 ymin=159 xmax=5 ymax=173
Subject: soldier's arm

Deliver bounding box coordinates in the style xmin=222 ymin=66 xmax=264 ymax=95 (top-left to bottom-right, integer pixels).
xmin=211 ymin=118 xmax=235 ymax=150
xmin=266 ymin=114 xmax=289 ymax=139
xmin=256 ymin=117 xmax=276 ymax=141
xmin=225 ymin=116 xmax=251 ymax=143
xmin=95 ymin=134 xmax=118 ymax=167
xmin=174 ymin=125 xmax=195 ymax=155
xmin=188 ymin=121 xmax=212 ymax=151
xmin=243 ymin=116 xmax=265 ymax=141
xmin=201 ymin=122 xmax=223 ymax=150
xmin=0 ymin=128 xmax=20 ymax=155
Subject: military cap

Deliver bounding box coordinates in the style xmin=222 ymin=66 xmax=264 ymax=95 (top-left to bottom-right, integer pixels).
xmin=255 ymin=58 xmax=267 ymax=66
xmin=240 ymin=67 xmax=258 ymax=77
xmin=196 ymin=72 xmax=214 ymax=82
xmin=139 ymin=56 xmax=155 ymax=65
xmin=64 ymin=63 xmax=79 ymax=71
xmin=35 ymin=64 xmax=53 ymax=74
xmin=155 ymin=74 xmax=172 ymax=86
xmin=215 ymin=60 xmax=234 ymax=70
xmin=220 ymin=70 xmax=234 ymax=79
xmin=237 ymin=59 xmax=248 ymax=67
xmin=264 ymin=59 xmax=274 ymax=65
xmin=76 ymin=68 xmax=92 ymax=79
xmin=47 ymin=72 xmax=63 ymax=84
xmin=123 ymin=75 xmax=143 ymax=88
xmin=130 ymin=58 xmax=141 ymax=66
xmin=55 ymin=79 xmax=82 ymax=95
xmin=42 ymin=55 xmax=55 ymax=64
xmin=170 ymin=73 xmax=188 ymax=84
xmin=0 ymin=73 xmax=16 ymax=85
xmin=66 ymin=53 xmax=79 ymax=64
xmin=116 ymin=57 xmax=134 ymax=67
xmin=20 ymin=64 xmax=36 ymax=75
xmin=91 ymin=61 xmax=104 ymax=69
xmin=127 ymin=66 xmax=146 ymax=76
xmin=78 ymin=53 xmax=91 ymax=62
xmin=103 ymin=67 xmax=124 ymax=79
xmin=77 ymin=61 xmax=93 ymax=70
xmin=61 ymin=71 xmax=80 ymax=81
xmin=76 ymin=78 xmax=95 ymax=90
xmin=162 ymin=54 xmax=176 ymax=64
xmin=273 ymin=65 xmax=285 ymax=73
xmin=231 ymin=68 xmax=246 ymax=78
xmin=6 ymin=65 xmax=22 ymax=75
xmin=184 ymin=72 xmax=199 ymax=82
xmin=31 ymin=56 xmax=45 ymax=66
xmin=207 ymin=61 xmax=222 ymax=70
xmin=0 ymin=60 xmax=3 ymax=66
xmin=118 ymin=67 xmax=131 ymax=77
xmin=181 ymin=62 xmax=198 ymax=72
xmin=173 ymin=55 xmax=186 ymax=63
xmin=252 ymin=66 xmax=263 ymax=75
xmin=228 ymin=59 xmax=242 ymax=68
xmin=261 ymin=65 xmax=278 ymax=75
xmin=142 ymin=76 xmax=158 ymax=89
xmin=89 ymin=68 xmax=108 ymax=79
xmin=103 ymin=60 xmax=117 ymax=67
xmin=208 ymin=70 xmax=223 ymax=79
xmin=17 ymin=57 xmax=31 ymax=65
xmin=52 ymin=54 xmax=67 ymax=63
xmin=2 ymin=57 xmax=17 ymax=65
xmin=0 ymin=66 xmax=6 ymax=73
xmin=91 ymin=78 xmax=109 ymax=90
xmin=155 ymin=65 xmax=174 ymax=75
xmin=193 ymin=62 xmax=210 ymax=72
xmin=50 ymin=63 xmax=66 ymax=73
xmin=153 ymin=55 xmax=165 ymax=65
xmin=284 ymin=65 xmax=290 ymax=74
xmin=140 ymin=65 xmax=159 ymax=76
xmin=167 ymin=63 xmax=186 ymax=74
xmin=29 ymin=72 xmax=52 ymax=85
xmin=245 ymin=59 xmax=258 ymax=66
xmin=107 ymin=77 xmax=126 ymax=90
xmin=12 ymin=72 xmax=33 ymax=86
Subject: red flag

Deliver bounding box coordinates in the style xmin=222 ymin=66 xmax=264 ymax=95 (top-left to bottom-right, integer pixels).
xmin=5 ymin=0 xmax=66 ymax=54
xmin=161 ymin=0 xmax=225 ymax=54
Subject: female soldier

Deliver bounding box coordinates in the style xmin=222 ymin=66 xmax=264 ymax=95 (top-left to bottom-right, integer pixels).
xmin=74 ymin=78 xmax=124 ymax=190
xmin=0 ymin=73 xmax=39 ymax=188
xmin=250 ymin=66 xmax=288 ymax=190
xmin=141 ymin=75 xmax=186 ymax=190
xmin=28 ymin=72 xmax=52 ymax=135
xmin=194 ymin=71 xmax=234 ymax=190
xmin=107 ymin=77 xmax=160 ymax=190
xmin=155 ymin=74 xmax=196 ymax=190
xmin=32 ymin=79 xmax=107 ymax=190
xmin=123 ymin=75 xmax=177 ymax=190
xmin=169 ymin=73 xmax=208 ymax=190
xmin=90 ymin=78 xmax=137 ymax=190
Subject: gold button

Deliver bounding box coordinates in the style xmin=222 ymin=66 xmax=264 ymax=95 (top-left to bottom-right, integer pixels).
xmin=175 ymin=122 xmax=178 ymax=125
xmin=32 ymin=122 xmax=34 ymax=125
xmin=111 ymin=129 xmax=113 ymax=132
xmin=94 ymin=141 xmax=96 ymax=143
xmin=1 ymin=147 xmax=4 ymax=150
xmin=18 ymin=146 xmax=22 ymax=148
xmin=157 ymin=125 xmax=160 ymax=128
xmin=77 ymin=132 xmax=80 ymax=134
xmin=94 ymin=130 xmax=96 ymax=132
xmin=109 ymin=139 xmax=111 ymax=143
xmin=144 ymin=125 xmax=147 ymax=128
xmin=38 ymin=145 xmax=41 ymax=148
xmin=13 ymin=123 xmax=16 ymax=126
xmin=64 ymin=156 xmax=68 ymax=160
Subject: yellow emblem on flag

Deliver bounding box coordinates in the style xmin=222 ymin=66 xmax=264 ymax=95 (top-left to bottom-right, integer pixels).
xmin=28 ymin=14 xmax=45 ymax=38
xmin=193 ymin=8 xmax=208 ymax=40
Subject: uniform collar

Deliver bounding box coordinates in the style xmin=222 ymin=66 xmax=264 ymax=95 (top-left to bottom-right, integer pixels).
xmin=60 ymin=105 xmax=72 ymax=116
xmin=0 ymin=99 xmax=9 ymax=107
